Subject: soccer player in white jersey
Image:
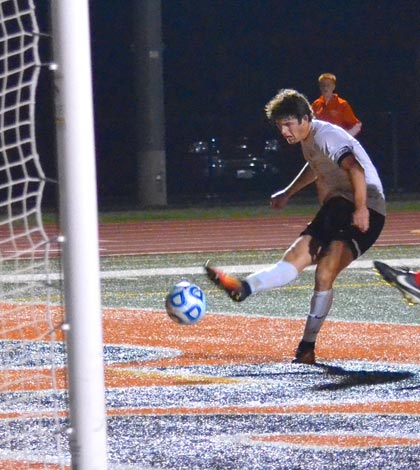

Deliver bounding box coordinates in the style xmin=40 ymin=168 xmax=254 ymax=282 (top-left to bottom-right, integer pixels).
xmin=205 ymin=88 xmax=386 ymax=364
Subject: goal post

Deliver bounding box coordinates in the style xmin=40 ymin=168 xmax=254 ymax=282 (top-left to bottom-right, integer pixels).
xmin=50 ymin=1 xmax=108 ymax=468
xmin=0 ymin=0 xmax=70 ymax=467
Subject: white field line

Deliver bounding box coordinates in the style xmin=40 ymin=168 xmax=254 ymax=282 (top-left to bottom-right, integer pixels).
xmin=1 ymin=258 xmax=420 ymax=283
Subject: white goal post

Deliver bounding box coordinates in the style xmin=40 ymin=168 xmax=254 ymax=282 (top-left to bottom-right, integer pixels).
xmin=50 ymin=0 xmax=108 ymax=468
xmin=0 ymin=0 xmax=108 ymax=468
xmin=0 ymin=0 xmax=69 ymax=467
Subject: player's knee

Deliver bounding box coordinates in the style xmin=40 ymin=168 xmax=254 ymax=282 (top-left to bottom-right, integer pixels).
xmin=314 ymin=268 xmax=336 ymax=290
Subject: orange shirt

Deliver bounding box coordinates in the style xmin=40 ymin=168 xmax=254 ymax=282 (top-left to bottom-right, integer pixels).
xmin=311 ymin=93 xmax=361 ymax=131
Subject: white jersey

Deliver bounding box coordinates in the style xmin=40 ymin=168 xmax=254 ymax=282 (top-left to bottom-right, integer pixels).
xmin=301 ymin=120 xmax=386 ymax=215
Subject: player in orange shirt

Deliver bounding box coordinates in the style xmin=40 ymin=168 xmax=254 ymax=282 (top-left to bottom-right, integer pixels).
xmin=312 ymin=73 xmax=362 ymax=136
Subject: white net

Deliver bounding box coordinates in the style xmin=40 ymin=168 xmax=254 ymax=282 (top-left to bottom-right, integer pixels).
xmin=0 ymin=0 xmax=68 ymax=467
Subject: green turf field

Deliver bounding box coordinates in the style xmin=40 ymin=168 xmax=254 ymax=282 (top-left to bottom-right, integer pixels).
xmin=100 ymin=244 xmax=420 ymax=325
xmin=17 ymin=244 xmax=420 ymax=325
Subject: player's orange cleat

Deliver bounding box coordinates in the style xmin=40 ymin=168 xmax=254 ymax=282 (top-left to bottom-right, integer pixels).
xmin=292 ymin=341 xmax=316 ymax=365
xmin=204 ymin=260 xmax=250 ymax=302
xmin=292 ymin=349 xmax=316 ymax=365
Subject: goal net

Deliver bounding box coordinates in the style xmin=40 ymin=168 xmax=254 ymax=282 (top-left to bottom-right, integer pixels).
xmin=0 ymin=0 xmax=68 ymax=467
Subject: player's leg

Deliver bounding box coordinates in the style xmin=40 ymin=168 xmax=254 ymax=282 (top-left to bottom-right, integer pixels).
xmin=204 ymin=200 xmax=343 ymax=300
xmin=205 ymin=234 xmax=317 ymax=301
xmin=294 ymin=201 xmax=385 ymax=364
xmin=293 ymin=240 xmax=354 ymax=364
xmin=313 ymin=239 xmax=356 ymax=291
xmin=246 ymin=234 xmax=316 ymax=292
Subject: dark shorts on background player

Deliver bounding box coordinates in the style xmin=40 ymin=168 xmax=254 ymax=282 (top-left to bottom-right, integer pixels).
xmin=301 ymin=196 xmax=385 ymax=259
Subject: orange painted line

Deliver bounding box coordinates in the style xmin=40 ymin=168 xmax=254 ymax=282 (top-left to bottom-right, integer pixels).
xmin=102 ymin=310 xmax=420 ymax=368
xmin=0 ymin=366 xmax=237 ymax=393
xmin=0 ymin=370 xmax=67 ymax=392
xmin=105 ymin=365 xmax=239 ymax=387
xmin=0 ymin=462 xmax=69 ymax=470
xmin=1 ymin=307 xmax=420 ymax=390
xmin=0 ymin=400 xmax=418 ymax=421
xmin=0 ymin=303 xmax=64 ymax=341
xmin=2 ymin=304 xmax=420 ymax=370
xmin=249 ymin=434 xmax=420 ymax=448
xmin=105 ymin=400 xmax=420 ymax=417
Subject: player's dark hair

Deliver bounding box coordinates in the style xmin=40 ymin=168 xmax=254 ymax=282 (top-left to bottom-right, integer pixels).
xmin=265 ymin=89 xmax=313 ymax=124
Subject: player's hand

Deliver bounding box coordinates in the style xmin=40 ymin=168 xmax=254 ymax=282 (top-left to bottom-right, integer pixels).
xmin=352 ymin=206 xmax=370 ymax=233
xmin=270 ymin=189 xmax=289 ymax=211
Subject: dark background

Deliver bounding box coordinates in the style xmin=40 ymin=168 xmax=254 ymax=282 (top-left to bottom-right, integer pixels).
xmin=36 ymin=1 xmax=420 ymax=208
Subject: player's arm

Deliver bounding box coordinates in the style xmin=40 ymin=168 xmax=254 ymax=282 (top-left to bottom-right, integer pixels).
xmin=347 ymin=122 xmax=362 ymax=136
xmin=311 ymin=99 xmax=322 ymax=119
xmin=271 ymin=163 xmax=316 ymax=210
xmin=339 ymin=153 xmax=369 ymax=232
xmin=342 ymin=102 xmax=362 ymax=136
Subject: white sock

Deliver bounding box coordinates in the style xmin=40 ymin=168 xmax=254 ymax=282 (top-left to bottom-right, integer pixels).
xmin=245 ymin=260 xmax=298 ymax=294
xmin=302 ymin=289 xmax=333 ymax=343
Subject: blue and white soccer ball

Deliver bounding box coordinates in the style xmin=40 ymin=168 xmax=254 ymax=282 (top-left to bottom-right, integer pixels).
xmin=165 ymin=280 xmax=206 ymax=325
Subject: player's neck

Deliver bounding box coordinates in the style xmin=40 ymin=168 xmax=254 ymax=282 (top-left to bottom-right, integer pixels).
xmin=301 ymin=121 xmax=312 ymax=141
xmin=323 ymin=93 xmax=333 ymax=104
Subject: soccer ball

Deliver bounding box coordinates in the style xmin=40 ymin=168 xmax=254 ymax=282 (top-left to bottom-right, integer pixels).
xmin=165 ymin=280 xmax=206 ymax=325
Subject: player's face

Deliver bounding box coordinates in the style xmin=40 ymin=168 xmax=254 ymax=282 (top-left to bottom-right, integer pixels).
xmin=275 ymin=116 xmax=310 ymax=144
xmin=319 ymin=78 xmax=335 ymax=97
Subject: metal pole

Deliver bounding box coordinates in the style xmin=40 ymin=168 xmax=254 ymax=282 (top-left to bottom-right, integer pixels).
xmin=390 ymin=111 xmax=400 ymax=193
xmin=135 ymin=0 xmax=167 ymax=206
xmin=415 ymin=47 xmax=420 ymax=170
xmin=50 ymin=1 xmax=108 ymax=468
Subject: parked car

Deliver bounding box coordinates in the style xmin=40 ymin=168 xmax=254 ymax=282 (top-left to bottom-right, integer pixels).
xmin=182 ymin=136 xmax=282 ymax=194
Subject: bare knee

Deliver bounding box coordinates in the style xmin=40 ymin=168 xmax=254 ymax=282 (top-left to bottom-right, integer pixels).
xmin=314 ymin=241 xmax=355 ymax=290
xmin=283 ymin=235 xmax=318 ymax=271
xmin=314 ymin=266 xmax=337 ymax=291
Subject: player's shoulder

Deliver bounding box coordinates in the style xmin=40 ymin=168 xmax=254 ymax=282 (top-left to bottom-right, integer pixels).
xmin=312 ymin=119 xmax=344 ymax=133
xmin=312 ymin=120 xmax=351 ymax=144
xmin=312 ymin=96 xmax=323 ymax=105
xmin=335 ymin=94 xmax=350 ymax=106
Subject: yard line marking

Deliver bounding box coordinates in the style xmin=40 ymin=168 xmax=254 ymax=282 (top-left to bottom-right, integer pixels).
xmin=1 ymin=258 xmax=420 ymax=282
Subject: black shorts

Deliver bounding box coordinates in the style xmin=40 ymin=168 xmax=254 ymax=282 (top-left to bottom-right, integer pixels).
xmin=300 ymin=197 xmax=385 ymax=259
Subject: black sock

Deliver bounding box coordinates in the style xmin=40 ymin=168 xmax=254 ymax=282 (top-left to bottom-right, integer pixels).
xmin=298 ymin=340 xmax=315 ymax=351
xmin=241 ymin=281 xmax=252 ymax=298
